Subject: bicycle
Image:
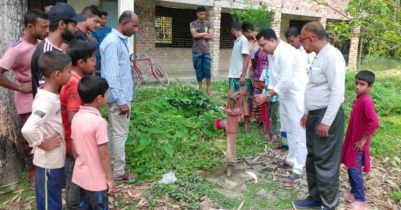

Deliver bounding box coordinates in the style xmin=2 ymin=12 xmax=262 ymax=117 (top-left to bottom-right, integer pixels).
xmin=130 ymin=48 xmax=169 ymax=88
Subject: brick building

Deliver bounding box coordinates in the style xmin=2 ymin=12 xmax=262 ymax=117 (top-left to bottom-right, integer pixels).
xmin=29 ymin=0 xmax=359 ymax=77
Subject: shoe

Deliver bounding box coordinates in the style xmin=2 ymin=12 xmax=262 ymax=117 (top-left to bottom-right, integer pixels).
xmin=321 ymin=206 xmax=335 ymax=210
xmin=292 ymin=197 xmax=322 ymax=209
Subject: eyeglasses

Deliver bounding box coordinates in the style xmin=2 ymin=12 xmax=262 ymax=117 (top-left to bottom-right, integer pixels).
xmin=299 ymin=36 xmax=316 ymax=43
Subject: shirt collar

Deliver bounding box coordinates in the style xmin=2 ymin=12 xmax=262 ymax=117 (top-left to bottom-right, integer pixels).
xmin=356 ymin=92 xmax=370 ymax=99
xmin=234 ymin=35 xmax=245 ymax=43
xmin=315 ymin=43 xmax=331 ymax=59
xmin=112 ymin=28 xmax=127 ymax=40
xmin=79 ymin=106 xmax=101 ymax=116
xmin=45 ymin=38 xmax=62 ymax=51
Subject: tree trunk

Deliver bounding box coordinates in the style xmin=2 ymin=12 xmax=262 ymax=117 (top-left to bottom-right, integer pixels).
xmin=0 ymin=0 xmax=28 ymax=184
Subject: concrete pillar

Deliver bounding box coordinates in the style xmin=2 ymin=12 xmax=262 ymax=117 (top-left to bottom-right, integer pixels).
xmin=208 ymin=0 xmax=222 ymax=77
xmin=348 ymin=25 xmax=360 ymax=70
xmin=271 ymin=7 xmax=282 ymax=38
xmin=118 ymin=0 xmax=135 ymax=54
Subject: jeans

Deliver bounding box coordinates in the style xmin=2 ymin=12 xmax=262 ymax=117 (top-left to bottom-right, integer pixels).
xmin=348 ymin=151 xmax=366 ymax=202
xmin=192 ymin=52 xmax=211 ymax=82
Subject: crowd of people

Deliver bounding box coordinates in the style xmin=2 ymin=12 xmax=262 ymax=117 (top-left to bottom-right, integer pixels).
xmin=0 ymin=2 xmax=138 ymax=210
xmin=192 ymin=6 xmax=380 ymax=210
xmin=0 ymin=3 xmax=380 ymax=210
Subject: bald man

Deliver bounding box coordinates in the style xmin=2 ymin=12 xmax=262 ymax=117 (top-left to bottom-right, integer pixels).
xmin=292 ymin=22 xmax=346 ymax=210
xmin=100 ymin=11 xmax=139 ymax=181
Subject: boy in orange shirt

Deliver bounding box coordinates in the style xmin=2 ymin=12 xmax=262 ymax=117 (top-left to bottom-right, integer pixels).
xmin=61 ymin=39 xmax=97 ymax=209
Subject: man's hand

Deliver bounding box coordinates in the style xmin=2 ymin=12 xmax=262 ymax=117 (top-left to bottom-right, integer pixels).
xmin=19 ymin=82 xmax=32 ymax=93
xmin=354 ymin=139 xmax=367 ymax=151
xmin=38 ymin=133 xmax=62 ymax=151
xmin=240 ymin=76 xmax=246 ymax=85
xmin=107 ymin=178 xmax=116 ymax=194
xmin=300 ymin=115 xmax=308 ymax=129
xmin=119 ymin=104 xmax=130 ymax=118
xmin=255 ymin=94 xmax=269 ymax=105
xmin=268 ymin=89 xmax=276 ymax=97
xmin=316 ymin=123 xmax=330 ymax=138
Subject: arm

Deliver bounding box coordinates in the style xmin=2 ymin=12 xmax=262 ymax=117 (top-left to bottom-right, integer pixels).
xmin=240 ymin=39 xmax=250 ymax=84
xmin=272 ymin=54 xmax=295 ymax=96
xmin=21 ymin=98 xmax=61 ymax=150
xmin=0 ymin=68 xmax=31 ymax=93
xmin=190 ymin=29 xmax=207 ymax=39
xmin=96 ymin=120 xmax=115 ymax=193
xmin=320 ymin=53 xmax=346 ymax=126
xmin=203 ymin=29 xmax=214 ymax=40
xmin=91 ymin=32 xmax=101 ymax=48
xmin=101 ymin=43 xmax=126 ymax=106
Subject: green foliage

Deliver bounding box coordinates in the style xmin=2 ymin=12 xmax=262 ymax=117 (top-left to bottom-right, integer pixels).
xmin=230 ymin=3 xmax=275 ymax=28
xmin=317 ymin=0 xmax=401 ymax=59
xmin=147 ymin=174 xmax=214 ymax=209
xmin=390 ymin=191 xmax=401 ymax=204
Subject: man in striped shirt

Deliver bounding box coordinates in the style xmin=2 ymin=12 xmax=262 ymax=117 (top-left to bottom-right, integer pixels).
xmin=31 ymin=2 xmax=86 ymax=97
xmin=100 ymin=11 xmax=139 ymax=181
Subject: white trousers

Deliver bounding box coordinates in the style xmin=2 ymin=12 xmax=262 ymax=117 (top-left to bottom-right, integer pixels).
xmin=280 ymin=99 xmax=307 ymax=175
xmin=107 ymin=102 xmax=131 ymax=177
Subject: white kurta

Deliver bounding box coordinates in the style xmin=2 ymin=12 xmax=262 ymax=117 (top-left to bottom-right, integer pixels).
xmin=267 ymin=40 xmax=308 ymax=175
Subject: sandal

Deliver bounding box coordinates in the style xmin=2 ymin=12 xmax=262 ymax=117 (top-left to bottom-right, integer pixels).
xmin=282 ymin=171 xmax=302 ymax=183
xmin=25 ymin=179 xmax=35 ymax=189
xmin=214 ymin=119 xmax=226 ymax=133
xmin=341 ymin=192 xmax=356 ymax=203
xmin=346 ymin=201 xmax=369 ymax=210
xmin=274 ymin=159 xmax=293 ymax=169
xmin=114 ymin=172 xmax=138 ymax=181
xmin=273 ymin=143 xmax=284 ymax=149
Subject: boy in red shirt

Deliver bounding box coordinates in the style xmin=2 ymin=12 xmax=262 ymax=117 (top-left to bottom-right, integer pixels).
xmin=72 ymin=76 xmax=115 ymax=208
xmin=340 ymin=70 xmax=380 ymax=210
xmin=61 ymin=39 xmax=97 ymax=209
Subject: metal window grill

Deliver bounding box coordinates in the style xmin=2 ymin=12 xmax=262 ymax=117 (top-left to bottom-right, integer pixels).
xmin=155 ymin=6 xmax=234 ymax=49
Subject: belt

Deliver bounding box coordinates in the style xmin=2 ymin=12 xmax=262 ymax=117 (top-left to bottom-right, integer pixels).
xmin=308 ymin=108 xmax=327 ymax=115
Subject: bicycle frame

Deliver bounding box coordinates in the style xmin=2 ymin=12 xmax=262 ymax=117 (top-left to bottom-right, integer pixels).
xmin=130 ymin=52 xmax=158 ymax=80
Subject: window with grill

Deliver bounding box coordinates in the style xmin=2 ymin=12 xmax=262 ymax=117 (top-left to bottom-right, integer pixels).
xmin=155 ymin=16 xmax=173 ymax=44
xmin=155 ymin=6 xmax=234 ymax=49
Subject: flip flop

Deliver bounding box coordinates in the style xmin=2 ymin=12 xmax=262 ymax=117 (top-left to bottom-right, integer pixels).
xmin=114 ymin=172 xmax=138 ymax=181
xmin=282 ymin=171 xmax=302 ymax=183
xmin=340 ymin=192 xmax=356 ymax=203
xmin=274 ymin=159 xmax=293 ymax=169
xmin=346 ymin=202 xmax=369 ymax=210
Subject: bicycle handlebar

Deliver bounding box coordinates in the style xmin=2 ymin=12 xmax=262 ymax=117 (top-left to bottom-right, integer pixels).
xmin=130 ymin=47 xmax=152 ymax=60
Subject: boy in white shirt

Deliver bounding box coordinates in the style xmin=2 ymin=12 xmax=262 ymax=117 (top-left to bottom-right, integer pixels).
xmin=22 ymin=51 xmax=72 ymax=210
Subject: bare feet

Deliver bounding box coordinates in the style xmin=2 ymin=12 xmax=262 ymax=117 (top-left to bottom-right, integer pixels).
xmin=206 ymin=89 xmax=211 ymax=96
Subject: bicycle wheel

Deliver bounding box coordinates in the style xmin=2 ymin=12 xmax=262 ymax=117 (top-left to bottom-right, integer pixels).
xmin=132 ymin=67 xmax=141 ymax=88
xmin=152 ymin=64 xmax=169 ymax=87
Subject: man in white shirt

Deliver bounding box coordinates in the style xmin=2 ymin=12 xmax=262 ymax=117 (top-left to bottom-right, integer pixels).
xmin=293 ymin=22 xmax=346 ymax=210
xmin=255 ymin=28 xmax=308 ymax=183
xmin=285 ymin=26 xmax=315 ymax=69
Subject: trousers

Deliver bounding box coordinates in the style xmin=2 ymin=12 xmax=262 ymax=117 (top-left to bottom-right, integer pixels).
xmin=306 ymin=107 xmax=345 ymax=209
xmin=280 ymin=100 xmax=307 ymax=175
xmin=107 ymin=102 xmax=131 ymax=177
xmin=348 ymin=151 xmax=366 ymax=202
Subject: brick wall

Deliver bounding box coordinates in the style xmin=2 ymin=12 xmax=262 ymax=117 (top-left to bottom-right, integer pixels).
xmin=134 ymin=0 xmax=350 ymax=78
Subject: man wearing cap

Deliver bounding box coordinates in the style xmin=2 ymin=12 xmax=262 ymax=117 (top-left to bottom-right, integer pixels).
xmin=100 ymin=11 xmax=139 ymax=181
xmin=31 ymin=2 xmax=86 ymax=98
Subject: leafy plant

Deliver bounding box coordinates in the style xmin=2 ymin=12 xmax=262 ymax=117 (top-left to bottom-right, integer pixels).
xmin=230 ymin=2 xmax=275 ymax=29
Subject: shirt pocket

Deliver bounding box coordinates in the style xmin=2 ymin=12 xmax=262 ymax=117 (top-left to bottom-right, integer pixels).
xmin=307 ymin=66 xmax=326 ymax=84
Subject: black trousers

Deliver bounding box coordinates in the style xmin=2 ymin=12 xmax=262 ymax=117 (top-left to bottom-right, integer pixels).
xmin=306 ymin=107 xmax=345 ymax=209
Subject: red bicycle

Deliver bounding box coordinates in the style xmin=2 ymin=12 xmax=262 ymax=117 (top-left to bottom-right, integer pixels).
xmin=130 ymin=48 xmax=169 ymax=88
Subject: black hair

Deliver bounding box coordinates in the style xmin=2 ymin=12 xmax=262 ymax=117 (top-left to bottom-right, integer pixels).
xmin=118 ymin=11 xmax=132 ymax=23
xmin=355 ymin=70 xmax=375 ymax=86
xmin=100 ymin=10 xmax=108 ymax=17
xmin=24 ymin=9 xmax=48 ymax=27
xmin=78 ymin=76 xmax=109 ymax=104
xmin=49 ymin=19 xmax=74 ymax=32
xmin=256 ymin=27 xmax=278 ymax=40
xmin=242 ymin=21 xmax=254 ymax=32
xmin=231 ymin=21 xmax=242 ymax=31
xmin=302 ymin=22 xmax=326 ymax=40
xmin=285 ymin=26 xmax=299 ymax=38
xmin=81 ymin=5 xmax=101 ymax=18
xmin=67 ymin=40 xmax=97 ymax=66
xmin=197 ymin=6 xmax=207 ymax=12
xmin=38 ymin=51 xmax=71 ymax=77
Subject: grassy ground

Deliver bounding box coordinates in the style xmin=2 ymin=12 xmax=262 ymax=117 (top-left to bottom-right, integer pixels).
xmin=1 ymin=67 xmax=400 ymax=209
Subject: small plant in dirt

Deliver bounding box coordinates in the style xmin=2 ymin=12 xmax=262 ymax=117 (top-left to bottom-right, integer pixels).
xmin=147 ymin=174 xmax=214 ymax=209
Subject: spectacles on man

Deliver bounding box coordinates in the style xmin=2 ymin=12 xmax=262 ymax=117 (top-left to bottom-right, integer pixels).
xmin=299 ymin=36 xmax=316 ymax=43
